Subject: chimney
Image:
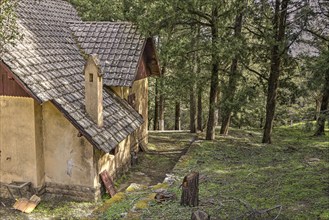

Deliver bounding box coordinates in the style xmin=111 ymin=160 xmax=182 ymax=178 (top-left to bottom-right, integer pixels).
xmin=84 ymin=54 xmax=103 ymax=127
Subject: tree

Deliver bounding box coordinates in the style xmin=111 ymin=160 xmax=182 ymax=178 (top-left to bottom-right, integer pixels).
xmin=0 ymin=0 xmax=20 ymax=56
xmin=220 ymin=4 xmax=245 ymax=135
xmin=315 ymin=61 xmax=329 ymax=136
xmin=205 ymin=4 xmax=220 ymax=140
xmin=301 ymin=0 xmax=329 ymax=135
xmin=261 ymin=0 xmax=290 ymax=143
xmin=68 ymin=0 xmax=127 ymax=21
xmin=123 ymin=0 xmax=236 ymax=136
xmin=306 ymin=45 xmax=329 ymax=136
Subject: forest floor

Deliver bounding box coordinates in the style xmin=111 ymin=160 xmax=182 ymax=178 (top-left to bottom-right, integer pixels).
xmin=1 ymin=125 xmax=328 ymax=219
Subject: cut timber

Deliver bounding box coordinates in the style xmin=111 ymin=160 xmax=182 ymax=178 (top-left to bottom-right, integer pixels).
xmin=100 ymin=170 xmax=117 ymax=197
xmin=13 ymin=194 xmax=41 ymax=213
xmin=191 ymin=210 xmax=210 ymax=220
xmin=180 ymin=172 xmax=199 ymax=207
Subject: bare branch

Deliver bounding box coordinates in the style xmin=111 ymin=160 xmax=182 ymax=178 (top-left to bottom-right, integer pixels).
xmin=241 ymin=61 xmax=269 ymax=81
xmin=305 ymin=28 xmax=329 ymax=42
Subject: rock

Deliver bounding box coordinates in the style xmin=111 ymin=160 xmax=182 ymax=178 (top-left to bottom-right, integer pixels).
xmin=125 ymin=183 xmax=147 ymax=192
xmin=120 ymin=212 xmax=128 ymax=218
xmin=191 ymin=210 xmax=210 ymax=220
xmin=163 ymin=174 xmax=177 ymax=185
xmin=154 ymin=190 xmax=176 ymax=203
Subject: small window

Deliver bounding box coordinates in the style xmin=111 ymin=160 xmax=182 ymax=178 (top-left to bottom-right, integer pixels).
xmin=89 ymin=73 xmax=93 ymax=82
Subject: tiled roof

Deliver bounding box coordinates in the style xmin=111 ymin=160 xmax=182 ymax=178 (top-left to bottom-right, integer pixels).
xmin=1 ymin=0 xmax=143 ymax=152
xmin=69 ymin=22 xmax=145 ymax=87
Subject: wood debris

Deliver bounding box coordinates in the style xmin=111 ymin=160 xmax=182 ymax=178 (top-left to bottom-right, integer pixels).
xmin=13 ymin=195 xmax=41 ymax=213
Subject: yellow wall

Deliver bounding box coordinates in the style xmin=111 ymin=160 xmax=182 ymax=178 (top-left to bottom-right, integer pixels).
xmin=111 ymin=86 xmax=129 ymax=99
xmin=42 ymin=102 xmax=94 ymax=187
xmin=130 ymin=78 xmax=148 ymax=146
xmin=34 ymin=101 xmax=45 ymax=187
xmin=0 ymin=96 xmax=43 ymax=187
xmin=95 ymin=136 xmax=131 ymax=182
xmin=110 ymin=78 xmax=148 ymax=149
xmin=84 ymin=56 xmax=103 ymax=127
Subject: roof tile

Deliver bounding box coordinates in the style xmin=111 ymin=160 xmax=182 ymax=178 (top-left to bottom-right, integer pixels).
xmin=68 ymin=22 xmax=146 ymax=87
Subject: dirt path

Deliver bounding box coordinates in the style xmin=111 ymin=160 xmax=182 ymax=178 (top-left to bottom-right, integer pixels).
xmin=0 ymin=131 xmax=195 ymax=219
xmin=117 ymin=131 xmax=194 ymax=191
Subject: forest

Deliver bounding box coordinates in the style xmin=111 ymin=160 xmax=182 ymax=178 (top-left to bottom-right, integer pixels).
xmin=0 ymin=0 xmax=328 ymax=219
xmin=66 ymin=0 xmax=329 ymax=143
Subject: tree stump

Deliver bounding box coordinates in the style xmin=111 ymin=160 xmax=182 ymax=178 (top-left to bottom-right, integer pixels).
xmin=191 ymin=210 xmax=210 ymax=220
xmin=180 ymin=172 xmax=199 ymax=206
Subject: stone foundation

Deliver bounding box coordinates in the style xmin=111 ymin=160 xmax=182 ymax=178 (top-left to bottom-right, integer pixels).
xmin=44 ymin=182 xmax=97 ymax=201
xmin=0 ymin=182 xmax=95 ymax=202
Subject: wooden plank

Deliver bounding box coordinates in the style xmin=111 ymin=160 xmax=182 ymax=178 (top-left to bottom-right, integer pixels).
xmin=100 ymin=170 xmax=117 ymax=197
xmin=13 ymin=198 xmax=29 ymax=210
xmin=13 ymin=195 xmax=41 ymax=213
xmin=24 ymin=195 xmax=41 ymax=214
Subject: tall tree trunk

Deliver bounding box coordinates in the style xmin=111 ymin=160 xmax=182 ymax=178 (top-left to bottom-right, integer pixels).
xmin=175 ymin=101 xmax=181 ymax=130
xmin=315 ymin=97 xmax=321 ymax=121
xmin=190 ymin=24 xmax=200 ymax=133
xmin=206 ymin=5 xmax=220 ymax=140
xmin=190 ymin=53 xmax=197 ymax=133
xmin=153 ymin=79 xmax=159 ymax=130
xmin=220 ymin=11 xmax=243 ymax=136
xmin=158 ymin=66 xmax=166 ymax=131
xmin=314 ymin=70 xmax=329 ymax=136
xmin=262 ymin=0 xmax=289 ymax=144
xmin=217 ymin=89 xmax=222 ymax=126
xmin=159 ymin=93 xmax=165 ymax=131
xmin=197 ymin=87 xmax=203 ymax=131
xmin=190 ymin=86 xmax=197 ymax=133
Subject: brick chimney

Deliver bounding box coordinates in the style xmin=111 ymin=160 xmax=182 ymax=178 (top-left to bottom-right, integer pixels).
xmin=84 ymin=54 xmax=103 ymax=127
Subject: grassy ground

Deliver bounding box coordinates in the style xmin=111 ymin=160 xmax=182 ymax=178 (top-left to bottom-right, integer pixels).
xmin=100 ymin=125 xmax=328 ymax=220
xmin=2 ymin=125 xmax=328 ymax=219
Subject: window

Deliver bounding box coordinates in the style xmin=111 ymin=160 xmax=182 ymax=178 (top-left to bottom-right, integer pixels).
xmin=89 ymin=73 xmax=93 ymax=82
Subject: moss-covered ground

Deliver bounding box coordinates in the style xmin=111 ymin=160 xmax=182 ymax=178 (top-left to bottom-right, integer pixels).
xmin=98 ymin=125 xmax=328 ymax=219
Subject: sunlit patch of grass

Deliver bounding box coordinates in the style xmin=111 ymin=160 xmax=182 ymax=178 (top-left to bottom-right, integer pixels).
xmin=151 ymin=182 xmax=169 ymax=190
xmin=33 ymin=199 xmax=98 ymax=219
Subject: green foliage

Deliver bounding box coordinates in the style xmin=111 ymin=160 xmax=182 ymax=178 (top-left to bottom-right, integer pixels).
xmin=68 ymin=0 xmax=127 ymax=21
xmin=0 ymin=0 xmax=21 ymax=56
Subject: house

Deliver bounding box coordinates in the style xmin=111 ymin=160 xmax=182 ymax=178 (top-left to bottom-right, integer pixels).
xmin=0 ymin=0 xmax=159 ymax=201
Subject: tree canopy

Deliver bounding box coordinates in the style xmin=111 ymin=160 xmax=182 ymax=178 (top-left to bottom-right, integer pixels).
xmin=68 ymin=0 xmax=329 ymax=140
